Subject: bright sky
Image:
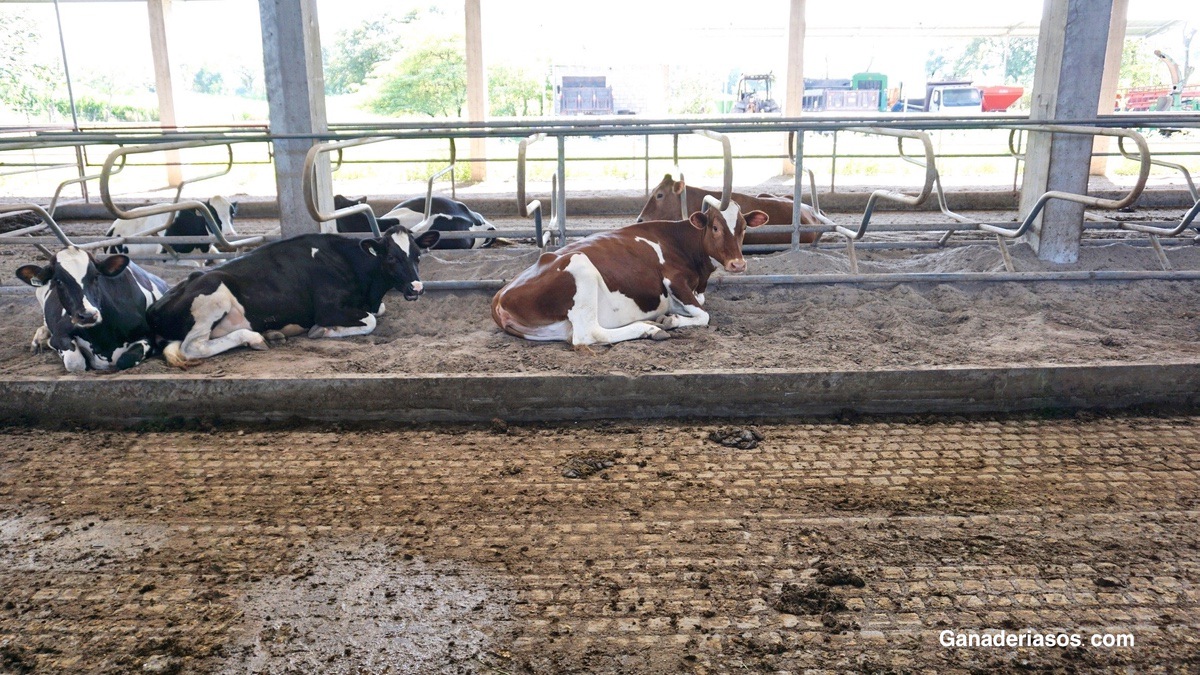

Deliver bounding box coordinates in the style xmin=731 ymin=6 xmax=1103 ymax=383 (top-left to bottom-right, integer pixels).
xmin=5 ymin=0 xmax=1197 ymax=115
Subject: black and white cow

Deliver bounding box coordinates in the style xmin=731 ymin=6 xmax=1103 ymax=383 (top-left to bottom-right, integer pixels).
xmin=147 ymin=225 xmax=440 ymax=367
xmin=333 ymin=194 xmax=495 ymax=249
xmin=104 ymin=196 xmax=238 ymax=265
xmin=16 ymin=247 xmax=169 ymax=372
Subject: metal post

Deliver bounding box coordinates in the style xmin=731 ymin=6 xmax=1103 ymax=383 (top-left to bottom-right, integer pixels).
xmin=791 ymin=130 xmax=803 ymax=251
xmin=556 ymin=135 xmax=567 ymax=244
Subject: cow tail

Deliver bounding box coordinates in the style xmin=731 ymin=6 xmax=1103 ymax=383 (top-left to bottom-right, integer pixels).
xmin=162 ymin=341 xmax=196 ymax=369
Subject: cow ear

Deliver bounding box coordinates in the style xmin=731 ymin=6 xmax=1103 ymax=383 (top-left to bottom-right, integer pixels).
xmin=688 ymin=211 xmax=708 ymax=230
xmin=16 ymin=264 xmax=51 ymax=287
xmin=360 ymin=238 xmax=383 ymax=257
xmin=744 ymin=210 xmax=769 ymax=228
xmin=672 ymin=180 xmax=686 ymax=196
xmin=98 ymin=254 xmax=131 ymax=276
xmin=415 ymin=230 xmax=441 ymax=250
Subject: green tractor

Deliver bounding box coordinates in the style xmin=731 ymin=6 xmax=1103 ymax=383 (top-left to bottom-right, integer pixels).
xmin=732 ymin=73 xmax=780 ymax=113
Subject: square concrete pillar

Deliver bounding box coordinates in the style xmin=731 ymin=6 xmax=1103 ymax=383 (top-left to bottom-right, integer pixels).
xmin=1019 ymin=0 xmax=1113 ymax=263
xmin=465 ymin=0 xmax=487 ymax=183
xmin=782 ymin=0 xmax=805 ymax=175
xmin=259 ymin=0 xmax=331 ymax=237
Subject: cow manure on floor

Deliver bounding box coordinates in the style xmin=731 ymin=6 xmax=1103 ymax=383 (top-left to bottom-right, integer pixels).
xmin=814 ymin=562 xmax=866 ymax=588
xmin=561 ymin=454 xmax=617 ymax=479
xmin=708 ymin=427 xmax=764 ymax=449
xmin=771 ymin=583 xmax=847 ymax=615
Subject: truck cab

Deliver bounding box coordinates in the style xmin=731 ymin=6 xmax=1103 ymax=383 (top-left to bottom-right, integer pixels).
xmin=928 ymin=83 xmax=983 ymax=114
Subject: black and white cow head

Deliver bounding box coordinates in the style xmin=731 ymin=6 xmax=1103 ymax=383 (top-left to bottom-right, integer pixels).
xmin=359 ymin=225 xmax=440 ymax=300
xmin=17 ymin=247 xmax=131 ymax=327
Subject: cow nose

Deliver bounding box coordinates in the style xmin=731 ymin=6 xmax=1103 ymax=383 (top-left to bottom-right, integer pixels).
xmin=411 ymin=281 xmax=424 ymax=294
xmin=74 ymin=310 xmax=100 ymax=325
xmin=725 ymin=259 xmax=747 ymax=274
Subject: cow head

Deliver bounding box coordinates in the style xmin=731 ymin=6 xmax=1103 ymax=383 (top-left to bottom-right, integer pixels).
xmin=690 ymin=197 xmax=767 ymax=274
xmin=16 ymin=247 xmax=131 ymax=327
xmin=636 ymin=173 xmax=687 ymax=223
xmin=360 ymin=225 xmax=440 ymax=300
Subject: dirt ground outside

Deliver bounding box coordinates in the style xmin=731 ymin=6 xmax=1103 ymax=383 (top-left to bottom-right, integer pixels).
xmin=0 ymin=412 xmax=1198 ymax=673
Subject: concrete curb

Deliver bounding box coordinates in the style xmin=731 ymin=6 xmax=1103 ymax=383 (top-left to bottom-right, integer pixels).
xmin=2 ymin=362 xmax=1197 ymax=426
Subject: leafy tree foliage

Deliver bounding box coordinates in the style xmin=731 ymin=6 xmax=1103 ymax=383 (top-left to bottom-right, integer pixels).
xmin=949 ymin=37 xmax=1037 ymax=85
xmin=0 ymin=13 xmax=60 ymax=119
xmin=192 ymin=67 xmax=225 ymax=95
xmin=488 ymin=65 xmax=544 ymax=117
xmin=323 ymin=12 xmax=420 ymax=96
xmin=369 ymin=38 xmax=466 ymax=117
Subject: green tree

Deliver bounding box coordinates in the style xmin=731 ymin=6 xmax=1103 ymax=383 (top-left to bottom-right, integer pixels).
xmin=192 ymin=67 xmax=224 ymax=95
xmin=0 ymin=12 xmax=60 ymax=119
xmin=323 ymin=13 xmax=419 ymax=96
xmin=952 ymin=37 xmax=1037 ymax=85
xmin=369 ymin=38 xmax=466 ymax=117
xmin=488 ymin=65 xmax=544 ymax=117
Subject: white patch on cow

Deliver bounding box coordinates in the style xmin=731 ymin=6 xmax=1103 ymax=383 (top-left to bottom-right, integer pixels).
xmin=696 ymin=292 xmax=705 ymax=306
xmin=410 ymin=281 xmax=423 ymax=294
xmin=107 ymin=213 xmax=170 ymax=258
xmin=209 ymin=195 xmax=235 ymax=235
xmin=176 ymin=282 xmax=266 ymax=362
xmin=721 ymin=202 xmax=741 ymax=235
xmin=137 ymin=280 xmax=158 ymax=309
xmin=60 ymin=343 xmax=87 ymax=373
xmin=309 ymin=313 xmax=377 ymax=339
xmin=375 ymin=302 xmax=386 ymax=317
xmin=563 ymin=253 xmax=667 ymax=345
xmin=56 ymin=248 xmax=101 ymax=319
xmin=656 ymin=278 xmax=710 ymax=330
xmin=34 ymin=285 xmax=51 ymax=310
xmin=390 ymin=230 xmax=411 ymax=256
xmin=380 ymin=207 xmax=425 ymax=230
xmin=635 ymin=236 xmax=665 ymax=264
xmin=311 ymin=247 xmax=319 ymax=259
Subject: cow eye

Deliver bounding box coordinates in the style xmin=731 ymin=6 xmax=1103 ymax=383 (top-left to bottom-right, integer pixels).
xmin=656 ymin=192 xmax=663 ymax=199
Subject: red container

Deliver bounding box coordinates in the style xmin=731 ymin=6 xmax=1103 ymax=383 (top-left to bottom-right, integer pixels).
xmin=980 ymin=86 xmax=1024 ymax=112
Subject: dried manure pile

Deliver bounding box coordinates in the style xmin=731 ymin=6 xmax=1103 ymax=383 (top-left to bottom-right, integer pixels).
xmin=1 ymin=218 xmax=1200 ymax=422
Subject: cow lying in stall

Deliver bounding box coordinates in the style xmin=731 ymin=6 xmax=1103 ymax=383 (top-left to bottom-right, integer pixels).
xmin=333 ymin=194 xmax=496 ymax=249
xmin=16 ymin=247 xmax=169 ymax=372
xmin=103 ymin=196 xmax=239 ymax=265
xmin=491 ymin=197 xmax=767 ymax=346
xmin=636 ymin=174 xmax=820 ymax=246
xmin=147 ymin=225 xmax=439 ymax=366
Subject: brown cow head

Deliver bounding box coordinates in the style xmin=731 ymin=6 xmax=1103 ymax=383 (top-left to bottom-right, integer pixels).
xmin=690 ymin=196 xmax=767 ymax=273
xmin=636 ymin=173 xmax=687 ymax=223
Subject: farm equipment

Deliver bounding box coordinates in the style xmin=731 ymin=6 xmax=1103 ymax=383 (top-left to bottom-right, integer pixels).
xmin=801 ymin=73 xmax=883 ymax=113
xmin=732 ymin=73 xmax=780 ymax=113
xmin=895 ymin=81 xmax=1023 ymax=114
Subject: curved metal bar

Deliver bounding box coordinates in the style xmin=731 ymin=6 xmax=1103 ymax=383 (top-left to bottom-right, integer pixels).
xmin=1117 ymin=134 xmax=1197 ymax=201
xmin=838 ymin=127 xmax=939 ymax=240
xmin=0 ymin=202 xmax=76 ymax=249
xmin=47 ymin=152 xmax=127 ymax=216
xmin=1120 ymin=198 xmax=1200 ymax=237
xmin=692 ymin=129 xmax=732 ymax=209
xmin=980 ymin=125 xmax=1152 ymax=239
xmin=302 ymin=136 xmax=394 ymax=236
xmin=101 ymin=139 xmax=260 ymax=250
xmin=516 ymin=133 xmax=546 ymax=217
xmin=171 ymin=142 xmax=234 ymax=203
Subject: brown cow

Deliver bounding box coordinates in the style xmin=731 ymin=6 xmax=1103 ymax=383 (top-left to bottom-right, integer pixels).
xmin=636 ymin=174 xmax=821 ymax=245
xmin=492 ymin=197 xmax=767 ymax=346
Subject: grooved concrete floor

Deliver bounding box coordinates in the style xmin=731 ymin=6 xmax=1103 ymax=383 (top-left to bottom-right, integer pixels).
xmin=1 ymin=412 xmax=1198 ymax=673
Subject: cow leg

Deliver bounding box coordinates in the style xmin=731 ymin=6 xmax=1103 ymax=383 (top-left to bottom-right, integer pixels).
xmin=164 ymin=283 xmax=267 ymax=367
xmin=564 ymin=255 xmax=666 ymax=345
xmin=112 ymin=340 xmax=151 ymax=371
xmin=59 ymin=340 xmax=89 ymax=373
xmin=657 ymin=279 xmax=711 ymax=330
xmin=308 ymin=311 xmax=377 ymax=339
xmin=263 ymin=324 xmax=306 ymax=342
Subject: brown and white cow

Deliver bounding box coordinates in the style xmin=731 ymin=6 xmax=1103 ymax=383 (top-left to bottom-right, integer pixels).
xmin=636 ymin=173 xmax=821 ymax=246
xmin=491 ymin=197 xmax=767 ymax=346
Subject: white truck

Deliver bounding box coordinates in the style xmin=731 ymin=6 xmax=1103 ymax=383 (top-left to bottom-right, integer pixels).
xmin=901 ymin=80 xmax=983 ymax=114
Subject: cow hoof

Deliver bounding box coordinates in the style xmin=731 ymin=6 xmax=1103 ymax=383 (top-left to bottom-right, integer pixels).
xmin=262 ymin=330 xmax=287 ymax=342
xmin=246 ymin=333 xmax=269 ymax=351
xmin=649 ymin=327 xmax=671 ymax=341
xmin=308 ymin=326 xmax=329 ymax=339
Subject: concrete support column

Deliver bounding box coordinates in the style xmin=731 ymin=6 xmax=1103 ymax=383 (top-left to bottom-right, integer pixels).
xmin=1020 ymin=0 xmax=1113 ymax=263
xmin=146 ymin=0 xmax=182 ymax=187
xmin=259 ymin=0 xmax=330 ymax=237
xmin=1090 ymin=0 xmax=1129 ymax=176
xmin=464 ymin=0 xmax=487 ymax=183
xmin=782 ymin=0 xmax=805 ymax=175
